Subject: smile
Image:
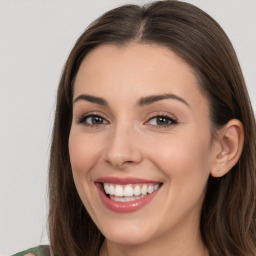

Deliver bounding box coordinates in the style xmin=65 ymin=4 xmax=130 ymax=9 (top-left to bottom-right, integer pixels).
xmin=103 ymin=183 xmax=160 ymax=202
xmin=95 ymin=177 xmax=162 ymax=213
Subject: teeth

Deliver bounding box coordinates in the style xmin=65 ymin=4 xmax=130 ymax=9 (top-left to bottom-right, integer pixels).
xmin=109 ymin=185 xmax=115 ymax=195
xmin=104 ymin=184 xmax=110 ymax=194
xmin=123 ymin=185 xmax=133 ymax=197
xmin=103 ymin=183 xmax=161 ymax=198
xmin=147 ymin=185 xmax=154 ymax=194
xmin=141 ymin=185 xmax=147 ymax=195
xmin=134 ymin=185 xmax=141 ymax=196
xmin=115 ymin=185 xmax=124 ymax=197
xmin=110 ymin=195 xmax=146 ymax=202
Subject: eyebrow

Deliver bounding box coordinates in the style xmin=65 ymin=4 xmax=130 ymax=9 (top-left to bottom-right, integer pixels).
xmin=137 ymin=94 xmax=190 ymax=107
xmin=73 ymin=93 xmax=190 ymax=108
xmin=73 ymin=94 xmax=108 ymax=106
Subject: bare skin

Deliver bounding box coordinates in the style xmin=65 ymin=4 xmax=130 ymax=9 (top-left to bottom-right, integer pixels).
xmin=69 ymin=43 xmax=244 ymax=256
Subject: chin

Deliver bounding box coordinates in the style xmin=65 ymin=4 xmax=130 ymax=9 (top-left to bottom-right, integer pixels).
xmin=99 ymin=219 xmax=158 ymax=245
xmin=105 ymin=231 xmax=151 ymax=246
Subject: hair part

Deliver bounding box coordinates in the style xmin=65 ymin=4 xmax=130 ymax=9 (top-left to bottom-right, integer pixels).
xmin=48 ymin=1 xmax=256 ymax=255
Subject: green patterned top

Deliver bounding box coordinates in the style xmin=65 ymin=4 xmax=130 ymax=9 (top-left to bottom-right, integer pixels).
xmin=12 ymin=245 xmax=51 ymax=256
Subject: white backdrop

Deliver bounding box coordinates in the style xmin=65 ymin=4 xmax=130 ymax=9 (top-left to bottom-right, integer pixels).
xmin=0 ymin=0 xmax=255 ymax=255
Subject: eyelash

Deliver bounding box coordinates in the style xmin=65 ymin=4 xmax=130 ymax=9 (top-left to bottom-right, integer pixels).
xmin=77 ymin=113 xmax=178 ymax=128
xmin=77 ymin=114 xmax=109 ymax=127
xmin=145 ymin=114 xmax=178 ymax=128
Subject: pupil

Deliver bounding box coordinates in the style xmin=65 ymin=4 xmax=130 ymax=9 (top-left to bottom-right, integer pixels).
xmin=157 ymin=117 xmax=169 ymax=125
xmin=92 ymin=116 xmax=102 ymax=124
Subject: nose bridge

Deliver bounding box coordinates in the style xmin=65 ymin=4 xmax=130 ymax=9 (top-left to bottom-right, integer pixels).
xmin=104 ymin=119 xmax=142 ymax=168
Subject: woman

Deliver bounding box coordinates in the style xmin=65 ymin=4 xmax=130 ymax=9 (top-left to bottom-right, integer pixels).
xmin=15 ymin=0 xmax=256 ymax=255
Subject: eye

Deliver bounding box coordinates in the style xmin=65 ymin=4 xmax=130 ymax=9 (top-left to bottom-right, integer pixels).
xmin=146 ymin=115 xmax=177 ymax=128
xmin=77 ymin=114 xmax=109 ymax=127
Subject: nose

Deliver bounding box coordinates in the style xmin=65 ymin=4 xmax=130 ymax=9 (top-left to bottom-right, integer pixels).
xmin=103 ymin=123 xmax=143 ymax=169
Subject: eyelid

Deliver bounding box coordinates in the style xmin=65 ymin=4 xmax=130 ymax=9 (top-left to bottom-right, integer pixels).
xmin=76 ymin=111 xmax=110 ymax=126
xmin=145 ymin=111 xmax=178 ymax=121
xmin=144 ymin=112 xmax=178 ymax=127
xmin=75 ymin=111 xmax=178 ymax=128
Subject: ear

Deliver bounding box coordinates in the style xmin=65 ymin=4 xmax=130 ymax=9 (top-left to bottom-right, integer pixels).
xmin=210 ymin=119 xmax=244 ymax=178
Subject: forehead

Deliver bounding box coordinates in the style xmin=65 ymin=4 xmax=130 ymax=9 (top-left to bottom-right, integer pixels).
xmin=73 ymin=43 xmax=207 ymax=110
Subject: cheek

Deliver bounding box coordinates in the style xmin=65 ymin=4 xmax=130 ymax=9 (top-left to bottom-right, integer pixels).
xmin=166 ymin=139 xmax=210 ymax=174
xmin=149 ymin=128 xmax=212 ymax=198
xmin=68 ymin=130 xmax=102 ymax=177
xmin=152 ymin=128 xmax=211 ymax=169
xmin=68 ymin=129 xmax=105 ymax=216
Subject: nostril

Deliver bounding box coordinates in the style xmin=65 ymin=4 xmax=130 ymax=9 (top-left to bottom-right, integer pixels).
xmin=124 ymin=161 xmax=134 ymax=164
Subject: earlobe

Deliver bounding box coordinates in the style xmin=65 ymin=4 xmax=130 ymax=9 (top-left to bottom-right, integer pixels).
xmin=210 ymin=119 xmax=244 ymax=178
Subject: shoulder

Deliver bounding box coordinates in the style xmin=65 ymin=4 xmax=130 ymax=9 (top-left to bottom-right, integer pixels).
xmin=12 ymin=245 xmax=51 ymax=256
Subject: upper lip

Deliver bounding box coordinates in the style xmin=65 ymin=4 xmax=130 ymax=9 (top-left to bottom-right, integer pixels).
xmin=95 ymin=176 xmax=162 ymax=185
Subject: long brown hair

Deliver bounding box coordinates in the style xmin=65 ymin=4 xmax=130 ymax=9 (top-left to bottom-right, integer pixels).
xmin=48 ymin=1 xmax=256 ymax=255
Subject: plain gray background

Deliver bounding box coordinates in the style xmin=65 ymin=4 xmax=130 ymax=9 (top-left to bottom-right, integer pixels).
xmin=0 ymin=0 xmax=255 ymax=255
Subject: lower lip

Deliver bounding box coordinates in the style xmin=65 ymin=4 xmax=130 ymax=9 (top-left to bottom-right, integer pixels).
xmin=96 ymin=183 xmax=160 ymax=213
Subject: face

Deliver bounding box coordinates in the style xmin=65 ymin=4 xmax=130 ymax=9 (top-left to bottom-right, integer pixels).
xmin=69 ymin=43 xmax=218 ymax=247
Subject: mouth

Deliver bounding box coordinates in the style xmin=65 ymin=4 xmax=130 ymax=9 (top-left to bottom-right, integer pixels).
xmin=95 ymin=177 xmax=162 ymax=213
xmin=102 ymin=183 xmax=161 ymax=202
